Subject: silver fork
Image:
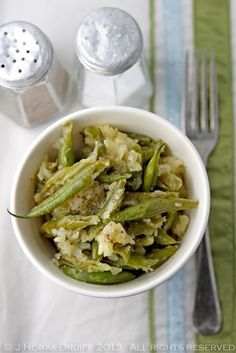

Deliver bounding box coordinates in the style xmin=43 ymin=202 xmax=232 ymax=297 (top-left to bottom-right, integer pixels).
xmin=182 ymin=51 xmax=222 ymax=335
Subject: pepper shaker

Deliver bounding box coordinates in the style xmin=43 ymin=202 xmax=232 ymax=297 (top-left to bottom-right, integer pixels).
xmin=75 ymin=7 xmax=152 ymax=108
xmin=0 ymin=21 xmax=70 ymax=127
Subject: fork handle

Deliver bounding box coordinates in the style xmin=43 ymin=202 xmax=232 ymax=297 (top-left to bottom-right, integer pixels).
xmin=193 ymin=227 xmax=222 ymax=335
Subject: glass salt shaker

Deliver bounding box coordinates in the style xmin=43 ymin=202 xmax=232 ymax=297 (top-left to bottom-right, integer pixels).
xmin=0 ymin=21 xmax=70 ymax=127
xmin=75 ymin=7 xmax=152 ymax=108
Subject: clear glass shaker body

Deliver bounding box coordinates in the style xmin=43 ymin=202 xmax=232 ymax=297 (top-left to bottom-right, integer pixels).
xmin=78 ymin=58 xmax=152 ymax=108
xmin=0 ymin=21 xmax=71 ymax=127
xmin=75 ymin=7 xmax=152 ymax=109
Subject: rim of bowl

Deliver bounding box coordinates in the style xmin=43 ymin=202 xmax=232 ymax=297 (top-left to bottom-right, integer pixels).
xmin=10 ymin=106 xmax=210 ymax=298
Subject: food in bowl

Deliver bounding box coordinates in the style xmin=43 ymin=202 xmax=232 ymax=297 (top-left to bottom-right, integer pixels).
xmin=10 ymin=121 xmax=198 ymax=284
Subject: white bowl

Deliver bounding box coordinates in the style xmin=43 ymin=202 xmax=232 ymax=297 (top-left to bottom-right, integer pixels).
xmin=10 ymin=106 xmax=210 ymax=298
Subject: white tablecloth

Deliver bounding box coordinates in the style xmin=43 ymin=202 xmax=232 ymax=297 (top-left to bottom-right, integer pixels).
xmin=2 ymin=0 xmax=235 ymax=352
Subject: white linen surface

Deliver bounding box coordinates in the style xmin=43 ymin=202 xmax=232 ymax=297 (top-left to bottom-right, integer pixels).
xmin=0 ymin=0 xmax=153 ymax=351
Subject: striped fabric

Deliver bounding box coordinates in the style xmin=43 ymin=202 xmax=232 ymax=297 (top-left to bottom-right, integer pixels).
xmin=148 ymin=0 xmax=236 ymax=350
xmin=148 ymin=0 xmax=194 ymax=350
xmin=0 ymin=0 xmax=235 ymax=351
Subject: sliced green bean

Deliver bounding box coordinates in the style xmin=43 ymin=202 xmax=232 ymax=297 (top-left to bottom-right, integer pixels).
xmin=171 ymin=214 xmax=190 ymax=238
xmin=113 ymin=244 xmax=131 ymax=264
xmin=125 ymin=254 xmax=158 ymax=271
xmin=163 ymin=212 xmax=178 ymax=231
xmin=141 ymin=147 xmax=155 ymax=164
xmin=98 ymin=172 xmax=131 ymax=184
xmin=91 ymin=240 xmax=100 ymax=260
xmin=84 ymin=126 xmax=104 ymax=143
xmin=40 ymin=215 xmax=99 ymax=237
xmin=83 ymin=126 xmax=104 ymax=155
xmin=97 ymin=179 xmax=126 ymax=219
xmin=122 ymin=190 xmax=179 ymax=207
xmin=157 ymin=172 xmax=183 ymax=192
xmin=127 ymin=222 xmax=156 ymax=237
xmin=58 ymin=121 xmax=74 ymax=169
xmin=112 ymin=197 xmax=198 ymax=222
xmin=62 ymin=265 xmax=136 ymax=284
xmin=13 ymin=160 xmax=109 ymax=218
xmin=127 ymin=170 xmax=142 ymax=191
xmin=178 ymin=183 xmax=188 ymax=198
xmin=146 ymin=245 xmax=179 ymax=268
xmin=141 ymin=140 xmax=165 ymax=163
xmin=155 ymin=229 xmax=178 ymax=245
xmin=135 ymin=235 xmax=154 ymax=247
xmin=60 ymin=255 xmax=113 ymax=273
xmin=143 ymin=143 xmax=165 ymax=192
xmin=35 ymin=158 xmax=95 ymax=203
xmin=126 ymin=132 xmax=151 ymax=145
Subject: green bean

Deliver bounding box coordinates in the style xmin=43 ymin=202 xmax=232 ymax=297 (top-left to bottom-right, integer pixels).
xmin=143 ymin=143 xmax=165 ymax=192
xmin=40 ymin=215 xmax=99 ymax=237
xmin=141 ymin=147 xmax=155 ymax=164
xmin=111 ymin=197 xmax=198 ymax=222
xmin=62 ymin=265 xmax=136 ymax=284
xmin=135 ymin=235 xmax=154 ymax=247
xmin=155 ymin=229 xmax=178 ymax=245
xmin=113 ymin=244 xmax=131 ymax=264
xmin=126 ymin=132 xmax=151 ymax=145
xmin=83 ymin=126 xmax=106 ymax=158
xmin=98 ymin=172 xmax=131 ymax=183
xmin=141 ymin=140 xmax=165 ymax=163
xmin=171 ymin=214 xmax=190 ymax=238
xmin=58 ymin=121 xmax=74 ymax=169
xmin=84 ymin=126 xmax=104 ymax=143
xmin=91 ymin=240 xmax=100 ymax=260
xmin=11 ymin=160 xmax=109 ymax=219
xmin=163 ymin=212 xmax=178 ymax=231
xmin=60 ymin=255 xmax=113 ymax=272
xmin=97 ymin=179 xmax=126 ymax=219
xmin=84 ymin=223 xmax=106 ymax=242
xmin=129 ymin=171 xmax=143 ymax=191
xmin=122 ymin=191 xmax=179 ymax=207
xmin=127 ymin=222 xmax=156 ymax=237
xmin=127 ymin=170 xmax=142 ymax=191
xmin=125 ymin=254 xmax=158 ymax=271
xmin=146 ymin=245 xmax=179 ymax=268
xmin=35 ymin=158 xmax=95 ymax=203
xmin=143 ymin=151 xmax=158 ymax=191
xmin=178 ymin=183 xmax=188 ymax=198
xmin=157 ymin=172 xmax=183 ymax=192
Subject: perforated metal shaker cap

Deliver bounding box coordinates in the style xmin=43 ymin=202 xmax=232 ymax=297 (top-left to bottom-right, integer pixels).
xmin=0 ymin=21 xmax=53 ymax=88
xmin=75 ymin=7 xmax=143 ymax=76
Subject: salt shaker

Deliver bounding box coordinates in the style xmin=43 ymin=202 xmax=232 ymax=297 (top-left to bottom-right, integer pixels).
xmin=75 ymin=7 xmax=152 ymax=108
xmin=0 ymin=21 xmax=70 ymax=127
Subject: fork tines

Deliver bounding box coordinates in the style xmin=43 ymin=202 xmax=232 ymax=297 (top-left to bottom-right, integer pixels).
xmin=182 ymin=51 xmax=219 ymax=141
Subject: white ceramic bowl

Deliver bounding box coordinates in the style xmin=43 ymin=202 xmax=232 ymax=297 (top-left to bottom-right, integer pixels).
xmin=10 ymin=106 xmax=210 ymax=298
